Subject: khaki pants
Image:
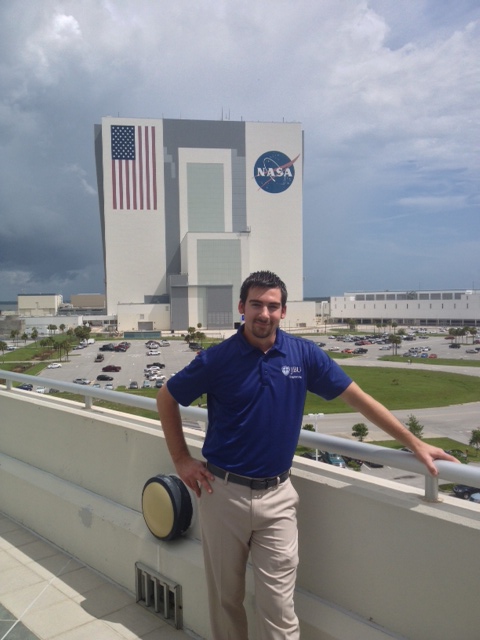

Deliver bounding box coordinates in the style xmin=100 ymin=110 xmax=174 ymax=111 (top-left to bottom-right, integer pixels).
xmin=199 ymin=476 xmax=300 ymax=640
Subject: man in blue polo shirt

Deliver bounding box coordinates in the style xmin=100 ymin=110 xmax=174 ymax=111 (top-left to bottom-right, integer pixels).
xmin=157 ymin=270 xmax=457 ymax=640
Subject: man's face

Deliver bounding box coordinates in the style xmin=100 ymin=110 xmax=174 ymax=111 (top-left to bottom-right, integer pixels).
xmin=238 ymin=287 xmax=286 ymax=349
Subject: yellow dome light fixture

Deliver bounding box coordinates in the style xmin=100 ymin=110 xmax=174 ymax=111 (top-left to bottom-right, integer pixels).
xmin=142 ymin=475 xmax=193 ymax=541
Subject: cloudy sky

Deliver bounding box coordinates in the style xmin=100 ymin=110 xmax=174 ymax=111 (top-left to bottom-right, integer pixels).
xmin=1 ymin=0 xmax=479 ymax=301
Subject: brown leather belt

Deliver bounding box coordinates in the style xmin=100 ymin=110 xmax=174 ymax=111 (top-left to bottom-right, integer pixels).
xmin=206 ymin=462 xmax=290 ymax=490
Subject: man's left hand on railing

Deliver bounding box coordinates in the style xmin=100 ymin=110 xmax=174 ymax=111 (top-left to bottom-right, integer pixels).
xmin=339 ymin=382 xmax=461 ymax=476
xmin=409 ymin=441 xmax=460 ymax=476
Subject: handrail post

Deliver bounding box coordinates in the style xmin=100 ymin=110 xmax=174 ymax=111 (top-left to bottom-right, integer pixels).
xmin=424 ymin=475 xmax=439 ymax=502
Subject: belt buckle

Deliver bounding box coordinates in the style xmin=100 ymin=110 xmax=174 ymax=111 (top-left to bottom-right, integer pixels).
xmin=264 ymin=476 xmax=280 ymax=490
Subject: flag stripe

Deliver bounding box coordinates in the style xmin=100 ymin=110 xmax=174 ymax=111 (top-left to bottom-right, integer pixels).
xmin=111 ymin=125 xmax=157 ymax=211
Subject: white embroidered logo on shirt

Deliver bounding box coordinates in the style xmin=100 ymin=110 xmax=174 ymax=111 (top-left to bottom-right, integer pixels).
xmin=282 ymin=365 xmax=302 ymax=379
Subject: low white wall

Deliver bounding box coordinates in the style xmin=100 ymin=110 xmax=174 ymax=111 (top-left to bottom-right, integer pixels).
xmin=1 ymin=389 xmax=480 ymax=639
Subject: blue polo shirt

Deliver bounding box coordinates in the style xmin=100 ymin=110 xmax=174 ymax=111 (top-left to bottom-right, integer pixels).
xmin=167 ymin=328 xmax=352 ymax=478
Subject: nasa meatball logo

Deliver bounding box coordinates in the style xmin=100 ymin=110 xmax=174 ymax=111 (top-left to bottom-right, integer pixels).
xmin=254 ymin=151 xmax=300 ymax=194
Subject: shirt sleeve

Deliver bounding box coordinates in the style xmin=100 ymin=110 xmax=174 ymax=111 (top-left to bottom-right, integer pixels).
xmin=166 ymin=351 xmax=209 ymax=407
xmin=307 ymin=345 xmax=352 ymax=400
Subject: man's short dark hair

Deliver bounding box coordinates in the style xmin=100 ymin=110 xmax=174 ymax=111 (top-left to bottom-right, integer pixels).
xmin=239 ymin=271 xmax=288 ymax=307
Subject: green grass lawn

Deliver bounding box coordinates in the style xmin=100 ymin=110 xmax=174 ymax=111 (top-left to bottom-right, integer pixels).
xmin=303 ymin=366 xmax=480 ymax=414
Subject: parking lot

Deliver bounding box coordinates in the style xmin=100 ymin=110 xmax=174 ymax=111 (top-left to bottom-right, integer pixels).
xmin=310 ymin=333 xmax=480 ymax=363
xmin=39 ymin=338 xmax=199 ymax=390
xmin=28 ymin=331 xmax=480 ymax=392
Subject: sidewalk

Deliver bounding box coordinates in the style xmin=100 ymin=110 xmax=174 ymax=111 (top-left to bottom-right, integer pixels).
xmin=0 ymin=514 xmax=195 ymax=640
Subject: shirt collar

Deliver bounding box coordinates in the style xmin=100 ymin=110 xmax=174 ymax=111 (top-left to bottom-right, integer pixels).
xmin=236 ymin=325 xmax=287 ymax=357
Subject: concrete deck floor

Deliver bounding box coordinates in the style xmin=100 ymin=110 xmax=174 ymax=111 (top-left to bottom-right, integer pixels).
xmin=0 ymin=513 xmax=196 ymax=640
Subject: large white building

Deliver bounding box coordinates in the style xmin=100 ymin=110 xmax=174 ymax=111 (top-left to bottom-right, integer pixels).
xmin=94 ymin=117 xmax=314 ymax=332
xmin=330 ymin=289 xmax=480 ymax=327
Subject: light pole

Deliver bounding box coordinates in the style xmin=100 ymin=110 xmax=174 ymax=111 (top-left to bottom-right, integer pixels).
xmin=307 ymin=413 xmax=324 ymax=461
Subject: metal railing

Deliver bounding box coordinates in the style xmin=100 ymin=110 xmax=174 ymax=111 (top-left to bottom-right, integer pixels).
xmin=2 ymin=370 xmax=479 ymax=502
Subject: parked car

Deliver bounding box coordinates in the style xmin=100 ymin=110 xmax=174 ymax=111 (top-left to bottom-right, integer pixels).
xmin=105 ymin=383 xmax=114 ymax=390
xmin=129 ymin=381 xmax=139 ymax=389
xmin=102 ymin=365 xmax=121 ymax=372
xmin=466 ymin=349 xmax=478 ymax=354
xmin=319 ymin=451 xmax=346 ymax=468
xmin=146 ymin=362 xmax=165 ymax=369
xmin=18 ymin=383 xmax=33 ymax=391
xmin=468 ymin=493 xmax=480 ymax=503
xmin=36 ymin=386 xmax=46 ymax=393
xmin=146 ymin=341 xmax=160 ymax=348
xmin=99 ymin=344 xmax=115 ymax=351
xmin=155 ymin=379 xmax=164 ymax=388
xmin=73 ymin=378 xmax=90 ymax=385
xmin=96 ymin=374 xmax=114 ymax=381
xmin=142 ymin=380 xmax=151 ymax=388
xmin=353 ymin=348 xmax=368 ymax=354
xmin=428 ymin=354 xmax=438 ymax=358
xmin=94 ymin=354 xmax=104 ymax=362
xmin=47 ymin=362 xmax=62 ymax=369
xmin=453 ymin=484 xmax=480 ymax=500
xmin=159 ymin=340 xmax=170 ymax=346
xmin=147 ymin=350 xmax=161 ymax=356
xmin=449 ymin=343 xmax=461 ymax=349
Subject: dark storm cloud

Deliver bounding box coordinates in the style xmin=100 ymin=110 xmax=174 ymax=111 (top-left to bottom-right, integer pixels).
xmin=0 ymin=0 xmax=479 ymax=299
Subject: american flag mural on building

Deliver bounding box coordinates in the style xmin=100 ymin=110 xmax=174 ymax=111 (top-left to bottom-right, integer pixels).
xmin=111 ymin=125 xmax=158 ymax=210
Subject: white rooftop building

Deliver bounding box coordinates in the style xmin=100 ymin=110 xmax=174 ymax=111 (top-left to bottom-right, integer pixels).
xmin=330 ymin=289 xmax=480 ymax=327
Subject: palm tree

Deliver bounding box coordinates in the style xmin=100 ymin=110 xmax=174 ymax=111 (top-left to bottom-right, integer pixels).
xmin=58 ymin=338 xmax=73 ymax=362
xmin=388 ymin=333 xmax=402 ymax=355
